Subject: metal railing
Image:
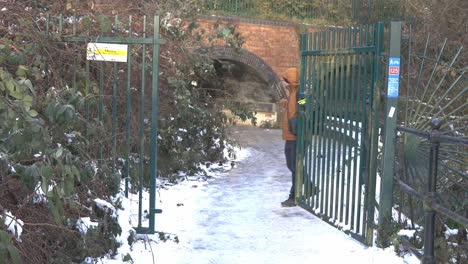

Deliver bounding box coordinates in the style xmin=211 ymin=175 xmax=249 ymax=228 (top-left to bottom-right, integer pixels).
xmin=45 ymin=14 xmax=164 ymax=234
xmin=396 ymin=119 xmax=468 ymax=263
xmin=204 ymin=0 xmax=356 ymax=23
xmin=203 ymin=0 xmax=406 ymax=24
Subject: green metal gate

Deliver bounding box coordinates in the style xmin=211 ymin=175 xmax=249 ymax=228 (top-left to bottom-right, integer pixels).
xmin=296 ymin=23 xmax=384 ymax=245
xmin=46 ymin=15 xmax=163 ymax=234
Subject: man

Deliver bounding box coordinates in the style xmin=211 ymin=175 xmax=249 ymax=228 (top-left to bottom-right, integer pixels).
xmin=280 ymin=68 xmax=298 ymax=207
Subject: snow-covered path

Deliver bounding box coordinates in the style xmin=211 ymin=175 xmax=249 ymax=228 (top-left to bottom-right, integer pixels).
xmin=148 ymin=127 xmax=408 ymax=264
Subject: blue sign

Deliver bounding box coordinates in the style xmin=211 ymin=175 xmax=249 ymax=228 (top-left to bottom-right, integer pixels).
xmin=387 ymin=57 xmax=400 ymax=98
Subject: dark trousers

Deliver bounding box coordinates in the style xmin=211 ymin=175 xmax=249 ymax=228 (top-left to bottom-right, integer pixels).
xmin=284 ymin=140 xmax=297 ymax=197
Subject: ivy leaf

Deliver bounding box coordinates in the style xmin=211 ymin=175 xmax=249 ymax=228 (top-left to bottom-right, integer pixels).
xmin=64 ymin=106 xmax=75 ymax=121
xmin=23 ymin=95 xmax=33 ymax=108
xmin=27 ymin=109 xmax=38 ymax=117
xmin=23 ymin=165 xmax=40 ymax=188
xmin=7 ymin=245 xmax=22 ymax=264
xmin=18 ymin=78 xmax=34 ymax=95
xmin=122 ymin=253 xmax=133 ymax=262
xmin=41 ymin=179 xmax=49 ymax=195
xmin=54 ymin=147 xmax=64 ymax=159
xmin=71 ymin=165 xmax=81 ymax=182
xmin=6 ymin=80 xmax=23 ymax=99
xmin=16 ymin=65 xmax=28 ymax=78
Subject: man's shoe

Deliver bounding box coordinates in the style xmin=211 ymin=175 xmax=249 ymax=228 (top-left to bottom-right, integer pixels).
xmin=281 ymin=197 xmax=296 ymax=207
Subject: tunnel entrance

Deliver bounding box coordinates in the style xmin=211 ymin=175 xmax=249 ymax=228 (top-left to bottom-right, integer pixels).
xmin=194 ymin=46 xmax=285 ymax=127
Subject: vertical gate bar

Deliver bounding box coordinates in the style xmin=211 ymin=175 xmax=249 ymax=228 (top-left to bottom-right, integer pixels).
xmin=306 ymin=31 xmax=312 ymax=203
xmin=98 ymin=63 xmax=104 ymax=164
xmin=112 ymin=59 xmax=118 ymax=176
xmin=312 ymin=31 xmax=320 ymax=208
xmin=309 ymin=30 xmax=316 ymax=206
xmin=365 ymin=22 xmax=377 ymax=242
xmin=111 ymin=16 xmax=119 ymax=179
xmin=322 ymin=29 xmax=328 ymax=215
xmin=338 ymin=28 xmax=346 ymax=222
xmin=304 ymin=32 xmax=312 ymax=206
xmin=378 ymin=21 xmax=402 ymax=247
xmin=125 ymin=16 xmax=133 ymax=198
xmin=302 ymin=32 xmax=310 ymax=203
xmin=355 ymin=25 xmax=366 ymax=235
xmin=329 ymin=27 xmax=335 ymax=217
xmin=149 ymin=15 xmax=161 ymax=233
xmin=323 ymin=29 xmax=331 ymax=217
xmin=349 ymin=25 xmax=359 ymax=230
xmin=351 ymin=25 xmax=361 ymax=231
xmin=307 ymin=31 xmax=315 ymax=206
xmin=344 ymin=27 xmax=353 ymax=226
xmin=318 ymin=30 xmax=326 ymax=215
xmin=296 ymin=32 xmax=307 ymax=203
xmin=347 ymin=26 xmax=357 ymax=227
xmin=330 ymin=28 xmax=337 ymax=218
xmin=339 ymin=28 xmax=348 ymax=223
xmin=329 ymin=28 xmax=337 ymax=218
xmin=422 ymin=119 xmax=441 ymax=264
xmin=361 ymin=26 xmax=373 ymax=235
xmin=300 ymin=32 xmax=307 ymax=203
xmin=302 ymin=33 xmax=312 ymax=205
xmin=333 ymin=29 xmax=342 ymax=220
xmin=138 ymin=16 xmax=147 ymax=229
xmin=365 ymin=22 xmax=384 ymax=246
xmin=325 ymin=28 xmax=334 ymax=218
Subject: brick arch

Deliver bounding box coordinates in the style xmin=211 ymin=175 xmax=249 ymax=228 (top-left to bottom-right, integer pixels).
xmin=194 ymin=46 xmax=286 ymax=101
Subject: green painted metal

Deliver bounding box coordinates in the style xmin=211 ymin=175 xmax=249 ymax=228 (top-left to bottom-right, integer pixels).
xmin=378 ymin=21 xmax=402 ymax=247
xmin=297 ymin=23 xmax=384 ymax=245
xmin=125 ymin=16 xmax=133 ymax=198
xmin=111 ymin=16 xmax=119 ymax=182
xmin=47 ymin=14 xmax=163 ymax=234
xmin=365 ymin=22 xmax=384 ymax=246
xmin=138 ymin=15 xmax=147 ymax=231
xmin=391 ymin=20 xmax=466 ymax=262
xmin=148 ymin=15 xmax=161 ymax=233
xmin=98 ymin=63 xmax=104 ymax=164
xmin=61 ymin=36 xmax=165 ymax=45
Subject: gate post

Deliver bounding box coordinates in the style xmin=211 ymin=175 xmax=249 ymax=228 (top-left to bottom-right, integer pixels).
xmin=422 ymin=119 xmax=441 ymax=264
xmin=149 ymin=15 xmax=161 ymax=234
xmin=378 ymin=21 xmax=402 ymax=247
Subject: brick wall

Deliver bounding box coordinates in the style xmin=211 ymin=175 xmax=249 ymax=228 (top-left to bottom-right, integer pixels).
xmin=197 ymin=16 xmax=319 ymax=77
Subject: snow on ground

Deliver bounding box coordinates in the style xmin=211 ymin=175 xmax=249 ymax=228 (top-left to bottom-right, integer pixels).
xmin=89 ymin=127 xmax=419 ymax=264
xmin=2 ymin=211 xmax=24 ymax=241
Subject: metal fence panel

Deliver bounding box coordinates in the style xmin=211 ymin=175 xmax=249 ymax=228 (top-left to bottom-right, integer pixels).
xmin=296 ymin=23 xmax=384 ymax=245
xmin=46 ymin=14 xmax=163 ymax=234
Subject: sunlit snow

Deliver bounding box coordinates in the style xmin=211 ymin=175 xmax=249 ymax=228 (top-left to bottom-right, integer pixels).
xmin=86 ymin=128 xmax=419 ymax=264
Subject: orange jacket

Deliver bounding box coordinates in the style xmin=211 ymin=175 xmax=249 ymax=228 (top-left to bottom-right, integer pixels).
xmin=281 ymin=68 xmax=299 ymax=141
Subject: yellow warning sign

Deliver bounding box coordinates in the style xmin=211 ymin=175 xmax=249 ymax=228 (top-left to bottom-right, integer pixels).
xmin=86 ymin=43 xmax=128 ymax=62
